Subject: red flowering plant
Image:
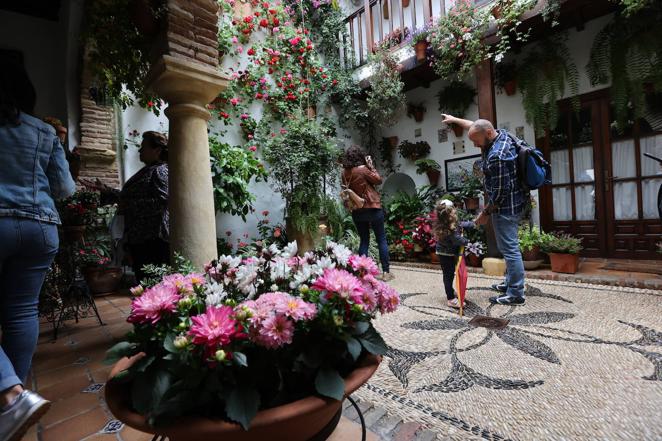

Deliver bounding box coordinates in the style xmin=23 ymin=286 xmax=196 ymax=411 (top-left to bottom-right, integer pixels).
xmin=75 ymin=240 xmax=112 ymax=269
xmin=104 ymin=240 xmax=400 ymax=429
xmin=58 ymin=190 xmax=101 ymax=226
xmin=391 ymin=221 xmax=416 ymax=256
xmin=411 ymin=212 xmax=438 ymax=252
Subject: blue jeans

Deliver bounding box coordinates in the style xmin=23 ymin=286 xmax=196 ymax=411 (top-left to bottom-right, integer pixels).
xmin=492 ymin=213 xmax=525 ymax=298
xmin=0 ymin=217 xmax=59 ymax=391
xmin=352 ymin=208 xmax=390 ymax=273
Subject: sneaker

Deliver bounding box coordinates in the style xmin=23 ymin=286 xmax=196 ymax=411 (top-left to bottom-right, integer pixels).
xmin=0 ymin=390 xmax=51 ymax=441
xmin=379 ymin=272 xmax=395 ymax=282
xmin=447 ymin=298 xmax=465 ymax=309
xmin=490 ymin=283 xmax=507 ymax=293
xmin=489 ymin=295 xmax=525 ymax=306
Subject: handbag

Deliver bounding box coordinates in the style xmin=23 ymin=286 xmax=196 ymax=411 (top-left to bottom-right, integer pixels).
xmin=340 ymin=170 xmax=366 ymax=211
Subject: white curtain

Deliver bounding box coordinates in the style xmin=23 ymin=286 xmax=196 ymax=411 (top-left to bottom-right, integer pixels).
xmin=575 ymin=185 xmax=595 ymax=220
xmin=638 ymin=135 xmax=662 ymax=219
xmin=573 ymin=146 xmax=595 ymax=183
xmin=612 ymin=140 xmax=638 ymax=219
xmin=551 ymin=150 xmax=570 ymax=184
xmin=553 ymin=187 xmax=572 ymax=221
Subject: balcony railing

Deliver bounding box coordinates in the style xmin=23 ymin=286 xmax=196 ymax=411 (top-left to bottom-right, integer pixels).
xmin=343 ymin=0 xmax=449 ymax=67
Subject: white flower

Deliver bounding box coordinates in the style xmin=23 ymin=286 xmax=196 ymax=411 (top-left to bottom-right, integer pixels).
xmin=289 ymin=265 xmax=314 ymax=289
xmin=217 ymin=255 xmax=242 ymax=269
xmin=311 ymin=256 xmax=336 ymax=275
xmin=235 ymin=262 xmax=259 ymax=297
xmin=330 ymin=243 xmax=352 ymax=266
xmin=494 ymin=53 xmax=504 ymax=63
xmin=281 ymin=241 xmax=298 ymax=258
xmin=462 ymin=32 xmax=472 ymax=41
xmin=205 ymin=281 xmax=228 ymax=306
xmin=270 ymin=257 xmax=291 ymax=281
xmin=268 ymin=243 xmax=280 ymax=255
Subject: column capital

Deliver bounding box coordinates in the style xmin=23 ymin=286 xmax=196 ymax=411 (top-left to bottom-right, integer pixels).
xmin=145 ymin=55 xmax=228 ymax=106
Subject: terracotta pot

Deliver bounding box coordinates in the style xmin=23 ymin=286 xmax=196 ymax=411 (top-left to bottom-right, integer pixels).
xmin=402 ymin=0 xmax=410 ymax=7
xmin=466 ymin=253 xmax=482 ymax=267
xmin=105 ymin=353 xmax=381 ymax=441
xmin=414 ymin=41 xmax=428 ymax=62
xmin=463 ymin=197 xmax=479 ymax=211
xmin=523 ymin=260 xmax=543 ymax=270
xmin=306 ymin=106 xmax=317 ymax=119
xmin=491 ymin=5 xmax=502 ymax=19
xmin=387 ymin=136 xmax=399 ymax=149
xmin=549 ymin=253 xmax=580 ymax=274
xmin=504 ymin=80 xmax=517 ymax=96
xmin=60 ymin=225 xmax=86 ymax=243
xmin=522 ymin=246 xmax=540 ymax=262
xmin=83 ymin=267 xmax=123 ymax=296
xmin=129 ymin=0 xmax=159 ymax=36
xmin=426 ymin=169 xmax=441 ymax=187
xmin=429 ymin=252 xmax=440 ymax=264
xmin=452 ymin=124 xmax=464 ymax=137
xmin=413 ymin=110 xmax=424 ymax=122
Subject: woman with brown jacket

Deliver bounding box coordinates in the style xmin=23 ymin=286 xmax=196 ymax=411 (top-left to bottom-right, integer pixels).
xmin=341 ymin=146 xmax=393 ymax=281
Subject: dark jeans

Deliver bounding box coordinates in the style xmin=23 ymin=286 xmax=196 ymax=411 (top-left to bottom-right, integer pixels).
xmin=351 ymin=208 xmax=390 ymax=273
xmin=438 ymin=255 xmax=457 ymax=300
xmin=0 ymin=217 xmax=59 ymax=390
xmin=129 ymin=238 xmax=170 ymax=285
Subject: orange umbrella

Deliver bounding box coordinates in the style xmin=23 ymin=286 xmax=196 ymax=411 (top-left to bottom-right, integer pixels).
xmin=455 ymin=247 xmax=468 ymax=316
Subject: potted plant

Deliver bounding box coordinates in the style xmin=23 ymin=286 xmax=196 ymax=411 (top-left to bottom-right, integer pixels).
xmin=58 ymin=190 xmax=101 ymax=242
xmin=366 ymin=49 xmax=406 ymax=127
xmin=415 ymin=159 xmax=441 ymax=187
xmin=495 ymin=60 xmax=518 ymax=96
xmin=411 ymin=214 xmax=437 ymax=262
xmin=458 ymin=170 xmax=482 ymax=211
xmin=103 ymin=241 xmax=399 ymax=440
xmin=541 ymin=233 xmax=583 ymax=274
xmin=465 ymin=241 xmax=485 ymax=267
xmin=437 ymin=81 xmax=476 ymax=137
xmin=262 ymin=115 xmax=339 ymax=254
xmin=77 ymin=241 xmax=122 ymax=296
xmin=518 ymin=225 xmax=546 ymax=270
xmin=407 ymin=103 xmax=426 ymax=122
xmin=410 ymin=25 xmax=430 ymax=62
xmin=398 ymin=140 xmax=431 ymax=161
xmin=379 ymin=137 xmax=398 ymax=175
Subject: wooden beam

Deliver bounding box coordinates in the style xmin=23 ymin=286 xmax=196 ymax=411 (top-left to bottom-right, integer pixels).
xmin=364 ymin=0 xmax=374 ymax=55
xmin=475 ymin=58 xmax=497 ymax=126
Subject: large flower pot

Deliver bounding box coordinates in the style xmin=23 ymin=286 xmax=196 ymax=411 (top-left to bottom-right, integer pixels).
xmin=387 ymin=136 xmax=399 ymax=150
xmin=426 ymin=169 xmax=441 ymax=187
xmin=60 ymin=225 xmax=86 ymax=243
xmin=429 ymin=251 xmax=439 ymax=264
xmin=105 ymin=353 xmax=381 ymax=441
xmin=466 ymin=253 xmax=482 ymax=268
xmin=414 ymin=41 xmax=428 ymax=62
xmin=549 ymin=253 xmax=580 ymax=274
xmin=463 ymin=197 xmax=479 ymax=211
xmin=522 ymin=246 xmax=541 ymax=262
xmin=83 ymin=267 xmax=123 ymax=296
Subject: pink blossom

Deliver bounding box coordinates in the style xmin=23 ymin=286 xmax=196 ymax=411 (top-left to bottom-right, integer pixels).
xmin=249 ymin=145 xmax=257 ymax=152
xmin=189 ymin=306 xmax=239 ymax=349
xmin=258 ymin=314 xmax=294 ymax=348
xmin=240 ymin=113 xmax=250 ymax=119
xmin=289 ymin=36 xmax=302 ymax=46
xmin=348 ymin=255 xmax=380 ymax=277
xmin=275 ymin=295 xmax=317 ymax=321
xmin=127 ymin=284 xmax=180 ymax=325
xmin=312 ymin=268 xmax=363 ymax=300
xmin=376 ymin=282 xmax=400 ymax=313
xmin=232 ymin=36 xmax=238 ymax=44
xmin=230 ymin=97 xmax=240 ymax=106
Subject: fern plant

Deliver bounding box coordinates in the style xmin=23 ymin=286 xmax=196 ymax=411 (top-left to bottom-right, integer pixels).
xmin=366 ymin=49 xmax=406 ymax=127
xmin=586 ymin=2 xmax=662 ymax=132
xmin=518 ymin=35 xmax=579 ymax=134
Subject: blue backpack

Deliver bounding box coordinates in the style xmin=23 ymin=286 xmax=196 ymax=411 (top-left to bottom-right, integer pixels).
xmin=509 ymin=134 xmax=552 ymax=191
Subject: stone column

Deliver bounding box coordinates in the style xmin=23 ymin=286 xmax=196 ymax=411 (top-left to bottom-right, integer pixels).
xmin=145 ymin=55 xmax=227 ymax=269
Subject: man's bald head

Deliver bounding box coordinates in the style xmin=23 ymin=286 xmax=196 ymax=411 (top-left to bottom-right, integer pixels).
xmin=468 ymin=119 xmax=498 ymax=149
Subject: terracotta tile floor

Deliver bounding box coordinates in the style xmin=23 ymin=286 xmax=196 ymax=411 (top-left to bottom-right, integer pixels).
xmin=21 ymin=293 xmax=152 ymax=441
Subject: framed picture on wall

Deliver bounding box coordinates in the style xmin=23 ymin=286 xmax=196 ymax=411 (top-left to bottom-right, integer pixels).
xmin=445 ymin=154 xmax=482 ymax=191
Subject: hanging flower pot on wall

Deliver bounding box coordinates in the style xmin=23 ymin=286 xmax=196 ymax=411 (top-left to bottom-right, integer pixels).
xmin=387 ymin=136 xmax=398 ymax=150
xmin=414 ymin=41 xmax=428 ymax=62
xmin=426 ymin=169 xmax=441 ymax=187
xmin=402 ymin=0 xmax=410 ymax=8
xmin=504 ymin=80 xmax=517 ymax=96
xmin=452 ymin=123 xmax=464 ymax=137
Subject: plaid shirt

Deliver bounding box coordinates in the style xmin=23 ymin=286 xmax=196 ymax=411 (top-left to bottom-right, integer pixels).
xmin=482 ymin=130 xmax=526 ymax=215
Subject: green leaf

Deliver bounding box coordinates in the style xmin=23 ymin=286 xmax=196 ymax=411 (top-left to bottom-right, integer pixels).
xmin=315 ymin=368 xmax=345 ymax=401
xmin=233 ymin=352 xmax=248 ymax=367
xmin=225 ymin=384 xmax=260 ymax=430
xmin=352 ymin=321 xmax=369 ymax=336
xmin=134 ymin=355 xmax=156 ymax=373
xmin=358 ymin=324 xmax=388 ymax=355
xmin=346 ymin=338 xmax=361 ymax=361
xmin=163 ymin=334 xmax=178 ymax=353
xmin=103 ymin=342 xmax=135 ymax=366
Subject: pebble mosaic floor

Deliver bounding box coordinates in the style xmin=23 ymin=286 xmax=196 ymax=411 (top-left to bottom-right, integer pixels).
xmin=353 ymin=266 xmax=662 ymax=441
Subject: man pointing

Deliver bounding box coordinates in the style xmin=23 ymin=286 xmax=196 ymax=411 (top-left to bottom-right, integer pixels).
xmin=442 ymin=114 xmax=527 ymax=305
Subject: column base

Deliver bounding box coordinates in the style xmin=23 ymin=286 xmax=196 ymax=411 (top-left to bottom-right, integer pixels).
xmin=482 ymin=258 xmax=506 ymax=277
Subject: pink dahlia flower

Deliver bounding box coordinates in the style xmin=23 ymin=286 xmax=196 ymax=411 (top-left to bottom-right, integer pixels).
xmin=189 ymin=306 xmax=239 ymax=349
xmin=275 ymin=295 xmax=317 ymax=321
xmin=127 ymin=284 xmax=180 ymax=325
xmin=256 ymin=314 xmax=294 ymax=348
xmin=348 ymin=255 xmax=380 ymax=277
xmin=376 ymin=282 xmax=400 ymax=313
xmin=312 ymin=268 xmax=363 ymax=300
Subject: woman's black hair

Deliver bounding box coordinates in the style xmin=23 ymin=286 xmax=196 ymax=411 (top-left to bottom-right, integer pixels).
xmin=142 ymin=131 xmax=169 ymax=162
xmin=0 ymin=61 xmax=36 ymax=126
xmin=340 ymin=145 xmax=367 ymax=169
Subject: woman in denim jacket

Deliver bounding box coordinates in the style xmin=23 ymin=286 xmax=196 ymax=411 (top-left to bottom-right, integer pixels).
xmin=0 ymin=63 xmax=76 ymax=440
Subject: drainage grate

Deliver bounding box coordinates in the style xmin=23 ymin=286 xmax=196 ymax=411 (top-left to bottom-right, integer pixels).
xmin=468 ymin=315 xmax=509 ymax=330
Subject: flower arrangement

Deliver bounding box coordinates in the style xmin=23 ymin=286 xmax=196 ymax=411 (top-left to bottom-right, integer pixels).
xmin=411 ymin=213 xmax=437 ymax=252
xmin=105 ymin=241 xmax=399 ymax=429
xmin=378 ymin=27 xmax=410 ymax=50
xmin=458 ymin=170 xmax=483 ymax=200
xmin=398 ymin=139 xmax=431 ymax=160
xmin=428 ymin=0 xmax=490 ymax=80
xmin=541 ymin=233 xmax=583 ymax=255
xmin=414 ymin=159 xmax=441 ymax=175
xmin=465 ymin=241 xmax=485 ymax=257
xmin=76 ymin=241 xmax=112 ymax=268
xmin=437 ymin=81 xmax=476 ymax=118
xmin=59 ymin=190 xmax=101 ymax=226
